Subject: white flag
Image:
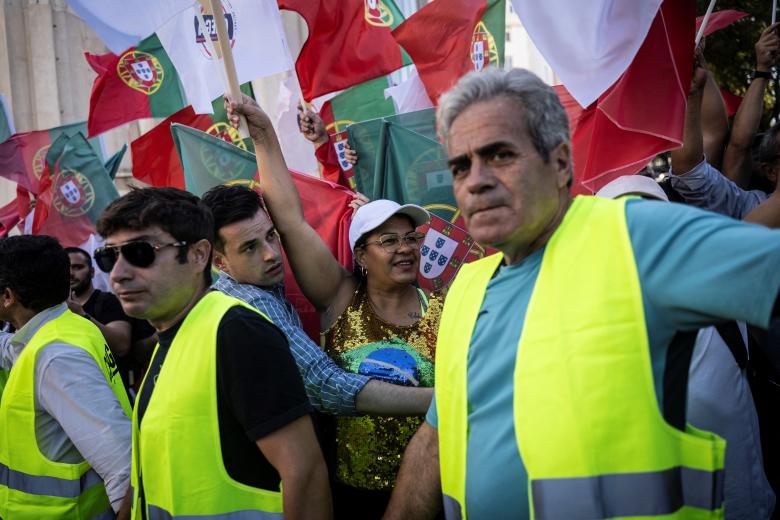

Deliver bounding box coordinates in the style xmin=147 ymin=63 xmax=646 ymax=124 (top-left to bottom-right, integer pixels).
xmin=384 ymin=66 xmax=433 ymax=115
xmin=511 ymin=0 xmax=662 ymax=107
xmin=157 ymin=0 xmax=293 ymax=114
xmin=65 ymin=0 xmax=192 ymax=53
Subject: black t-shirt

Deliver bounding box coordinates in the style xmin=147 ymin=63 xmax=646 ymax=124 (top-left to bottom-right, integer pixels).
xmin=83 ymin=289 xmax=128 ymax=326
xmin=135 ymin=304 xmax=311 ymax=491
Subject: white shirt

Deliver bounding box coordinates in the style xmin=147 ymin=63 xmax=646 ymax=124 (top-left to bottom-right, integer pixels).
xmin=0 ymin=304 xmax=131 ymax=512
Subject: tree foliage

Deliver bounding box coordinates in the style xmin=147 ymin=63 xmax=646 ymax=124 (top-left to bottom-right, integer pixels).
xmin=698 ymin=0 xmax=779 ymax=124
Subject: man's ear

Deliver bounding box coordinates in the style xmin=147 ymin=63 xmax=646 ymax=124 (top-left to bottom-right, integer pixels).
xmin=763 ymin=163 xmax=779 ymax=185
xmin=212 ymin=247 xmax=228 ymax=272
xmin=190 ymin=239 xmax=212 ymax=273
xmin=1 ymin=287 xmax=17 ymax=310
xmin=550 ymin=141 xmax=573 ymax=189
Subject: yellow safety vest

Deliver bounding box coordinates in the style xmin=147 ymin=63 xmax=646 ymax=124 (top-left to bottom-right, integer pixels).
xmin=0 ymin=309 xmax=131 ymax=519
xmin=130 ymin=291 xmax=284 ymax=519
xmin=436 ymin=196 xmax=726 ymax=519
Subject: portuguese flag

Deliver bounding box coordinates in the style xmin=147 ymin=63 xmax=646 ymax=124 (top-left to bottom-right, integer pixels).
xmin=0 ymin=122 xmax=103 ymax=195
xmin=0 ymin=199 xmax=20 ymax=238
xmin=33 ymin=133 xmax=119 ymax=247
xmin=392 ymin=0 xmax=505 ymax=104
xmin=130 ymin=84 xmax=254 ymax=189
xmin=279 ymin=0 xmax=406 ymax=101
xmin=86 ymin=33 xmax=186 ymax=137
xmin=170 ymin=124 xmax=355 ymax=341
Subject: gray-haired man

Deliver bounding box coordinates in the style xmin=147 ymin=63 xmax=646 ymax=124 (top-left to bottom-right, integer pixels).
xmin=384 ymin=68 xmax=780 ymax=519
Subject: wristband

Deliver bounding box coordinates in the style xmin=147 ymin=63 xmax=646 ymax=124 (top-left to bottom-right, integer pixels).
xmin=752 ymin=70 xmax=772 ymax=80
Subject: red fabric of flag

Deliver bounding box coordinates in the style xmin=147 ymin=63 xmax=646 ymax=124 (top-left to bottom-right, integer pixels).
xmin=87 ymin=50 xmax=155 ymax=137
xmin=131 ymin=106 xmax=212 ymax=189
xmin=720 ymin=88 xmax=743 ymax=117
xmin=284 ymin=170 xmax=355 ymax=339
xmin=391 ymin=0 xmax=487 ymax=104
xmin=278 ymin=0 xmax=403 ymax=102
xmin=557 ymin=0 xmax=695 ymax=193
xmin=0 ymin=131 xmax=53 ymax=194
xmin=0 ymin=199 xmax=20 ymax=238
xmin=696 ymin=9 xmax=748 ymax=37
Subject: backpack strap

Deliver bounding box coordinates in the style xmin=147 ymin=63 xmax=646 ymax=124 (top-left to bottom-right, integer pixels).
xmin=715 ymin=322 xmax=748 ymax=370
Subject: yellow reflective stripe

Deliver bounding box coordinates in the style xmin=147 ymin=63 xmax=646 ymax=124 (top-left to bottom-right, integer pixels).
xmin=531 ymin=467 xmax=725 ymax=519
xmin=147 ymin=505 xmax=283 ymax=519
xmin=0 ymin=462 xmax=102 ymax=499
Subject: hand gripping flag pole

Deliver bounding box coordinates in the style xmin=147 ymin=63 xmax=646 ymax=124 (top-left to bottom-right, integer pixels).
xmin=197 ymin=0 xmax=251 ymax=140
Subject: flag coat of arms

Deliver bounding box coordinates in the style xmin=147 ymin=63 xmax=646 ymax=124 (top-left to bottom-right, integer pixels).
xmin=86 ymin=33 xmax=187 ymax=137
xmin=418 ymin=215 xmax=474 ymax=292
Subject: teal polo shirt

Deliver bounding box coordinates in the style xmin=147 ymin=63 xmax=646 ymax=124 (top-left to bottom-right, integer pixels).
xmin=427 ymin=198 xmax=780 ymax=519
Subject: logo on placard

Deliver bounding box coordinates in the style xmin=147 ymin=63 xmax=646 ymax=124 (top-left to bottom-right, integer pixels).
xmin=194 ymin=0 xmax=237 ymax=59
xmin=52 ymin=169 xmax=95 ymax=217
xmin=117 ymin=50 xmax=164 ymax=95
xmin=32 ymin=145 xmax=51 ymax=180
xmin=365 ymin=0 xmax=394 ymax=27
xmin=470 ymin=22 xmax=498 ymax=71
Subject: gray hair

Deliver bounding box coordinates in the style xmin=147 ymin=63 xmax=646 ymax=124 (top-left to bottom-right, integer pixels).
xmin=437 ymin=68 xmax=570 ymax=163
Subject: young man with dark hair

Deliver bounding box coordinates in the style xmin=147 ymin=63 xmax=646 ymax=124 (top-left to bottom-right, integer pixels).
xmin=65 ymin=246 xmax=132 ymax=359
xmin=96 ymin=187 xmax=330 ymax=519
xmin=202 ymin=184 xmax=432 ymax=417
xmin=0 ymin=235 xmax=132 ymax=519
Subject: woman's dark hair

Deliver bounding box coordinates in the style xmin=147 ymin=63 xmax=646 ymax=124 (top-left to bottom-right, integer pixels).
xmin=201 ymin=184 xmax=264 ymax=252
xmin=0 ymin=235 xmax=70 ymax=312
xmin=97 ymin=187 xmax=214 ymax=285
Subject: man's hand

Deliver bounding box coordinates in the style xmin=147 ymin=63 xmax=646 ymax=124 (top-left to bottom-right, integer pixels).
xmin=225 ymin=94 xmax=275 ymax=146
xmin=66 ymin=292 xmax=86 ymax=317
xmin=297 ymin=103 xmax=328 ymax=146
xmin=756 ymin=23 xmax=780 ymax=72
xmin=343 ymin=141 xmax=358 ymax=165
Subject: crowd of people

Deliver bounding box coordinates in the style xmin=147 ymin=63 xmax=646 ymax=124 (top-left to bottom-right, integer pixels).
xmin=2 ymin=23 xmax=780 ymax=520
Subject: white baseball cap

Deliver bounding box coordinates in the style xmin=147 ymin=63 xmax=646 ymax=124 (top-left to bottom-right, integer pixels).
xmin=349 ymin=199 xmax=430 ymax=251
xmin=595 ymin=175 xmax=668 ymax=202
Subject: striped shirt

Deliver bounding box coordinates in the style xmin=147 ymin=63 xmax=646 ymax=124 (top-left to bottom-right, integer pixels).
xmin=213 ymin=272 xmax=368 ymax=415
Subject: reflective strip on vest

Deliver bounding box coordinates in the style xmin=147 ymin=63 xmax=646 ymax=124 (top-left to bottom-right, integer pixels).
xmin=443 ymin=494 xmax=462 ymax=520
xmin=0 ymin=461 xmax=103 ymax=498
xmin=147 ymin=505 xmax=283 ymax=519
xmin=531 ymin=467 xmax=725 ymax=519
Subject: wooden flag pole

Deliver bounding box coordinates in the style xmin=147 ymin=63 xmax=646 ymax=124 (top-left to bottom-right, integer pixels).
xmin=204 ymin=0 xmax=250 ymax=140
xmin=695 ymin=0 xmax=717 ymax=45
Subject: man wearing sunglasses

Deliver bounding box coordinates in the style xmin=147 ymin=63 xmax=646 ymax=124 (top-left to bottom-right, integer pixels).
xmin=0 ymin=235 xmax=132 ymax=519
xmin=95 ymin=187 xmax=331 ymax=519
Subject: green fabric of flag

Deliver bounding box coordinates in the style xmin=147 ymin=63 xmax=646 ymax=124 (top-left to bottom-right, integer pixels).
xmin=321 ymin=76 xmax=397 ymax=133
xmin=170 ymin=124 xmax=257 ymax=196
xmin=35 ymin=133 xmax=119 ymax=247
xmin=104 ymin=144 xmax=127 ymax=180
xmin=347 ymin=107 xmax=457 ymax=221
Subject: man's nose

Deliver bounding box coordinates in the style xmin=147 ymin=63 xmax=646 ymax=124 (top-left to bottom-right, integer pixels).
xmin=465 ymin=159 xmax=496 ymax=194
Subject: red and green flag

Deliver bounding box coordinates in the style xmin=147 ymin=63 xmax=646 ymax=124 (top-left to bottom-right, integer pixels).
xmin=392 ymin=0 xmax=505 ymax=104
xmin=86 ymin=33 xmax=187 ymax=137
xmin=279 ymin=0 xmax=406 ymax=101
xmin=130 ymin=84 xmax=254 ymax=189
xmin=33 ymin=133 xmax=119 ymax=247
xmin=0 ymin=122 xmax=103 ymax=195
xmin=170 ymin=123 xmax=355 ymax=340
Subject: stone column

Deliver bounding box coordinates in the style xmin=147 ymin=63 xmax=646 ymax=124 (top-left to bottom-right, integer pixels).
xmin=0 ymin=3 xmax=13 ymax=109
xmin=23 ymin=0 xmax=61 ymax=129
xmin=6 ymin=0 xmax=32 ymax=131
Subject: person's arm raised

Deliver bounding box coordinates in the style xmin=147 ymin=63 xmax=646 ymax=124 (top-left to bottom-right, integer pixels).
xmin=672 ymin=48 xmax=708 ymax=175
xmin=722 ymin=23 xmax=780 ymax=187
xmin=228 ymin=96 xmax=352 ymax=312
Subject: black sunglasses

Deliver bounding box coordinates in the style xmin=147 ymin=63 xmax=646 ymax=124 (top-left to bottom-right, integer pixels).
xmin=94 ymin=240 xmax=188 ymax=273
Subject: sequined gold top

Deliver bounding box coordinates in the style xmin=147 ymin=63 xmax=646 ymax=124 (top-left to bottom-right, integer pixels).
xmin=323 ymin=284 xmax=443 ymax=490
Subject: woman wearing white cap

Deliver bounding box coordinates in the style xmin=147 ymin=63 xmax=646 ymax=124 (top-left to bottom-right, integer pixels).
xmin=228 ymin=96 xmax=443 ymax=517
